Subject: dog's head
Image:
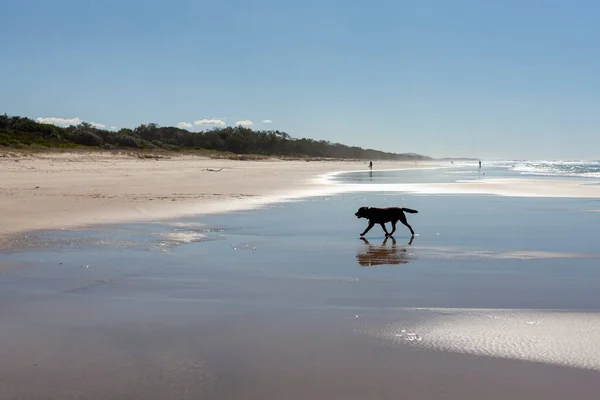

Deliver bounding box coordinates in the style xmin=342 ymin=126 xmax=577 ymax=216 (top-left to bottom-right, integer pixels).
xmin=355 ymin=207 xmax=370 ymax=219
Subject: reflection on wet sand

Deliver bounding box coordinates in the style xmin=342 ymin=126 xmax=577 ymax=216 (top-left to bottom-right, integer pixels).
xmin=356 ymin=236 xmax=415 ymax=267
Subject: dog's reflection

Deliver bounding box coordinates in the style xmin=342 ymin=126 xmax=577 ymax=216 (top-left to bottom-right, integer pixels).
xmin=356 ymin=236 xmax=414 ymax=267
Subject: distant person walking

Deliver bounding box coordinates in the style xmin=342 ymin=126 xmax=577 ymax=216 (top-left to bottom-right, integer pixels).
xmin=369 ymin=161 xmax=373 ymax=170
xmin=478 ymin=160 xmax=482 ymax=169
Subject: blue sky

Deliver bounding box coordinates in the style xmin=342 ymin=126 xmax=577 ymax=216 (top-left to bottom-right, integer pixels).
xmin=2 ymin=0 xmax=599 ymax=160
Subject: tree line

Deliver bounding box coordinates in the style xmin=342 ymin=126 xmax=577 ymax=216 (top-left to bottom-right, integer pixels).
xmin=0 ymin=114 xmax=431 ymax=160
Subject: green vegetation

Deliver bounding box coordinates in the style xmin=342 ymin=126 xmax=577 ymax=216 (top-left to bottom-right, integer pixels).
xmin=0 ymin=114 xmax=431 ymax=160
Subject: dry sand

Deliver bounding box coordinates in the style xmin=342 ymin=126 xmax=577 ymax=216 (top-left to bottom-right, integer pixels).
xmin=0 ymin=151 xmax=433 ymax=240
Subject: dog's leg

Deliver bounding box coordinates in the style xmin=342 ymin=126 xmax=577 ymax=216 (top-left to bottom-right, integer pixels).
xmin=399 ymin=214 xmax=415 ymax=236
xmin=360 ymin=222 xmax=375 ymax=236
xmin=379 ymin=223 xmax=390 ymax=236
xmin=389 ymin=221 xmax=397 ymax=236
xmin=400 ymin=220 xmax=415 ymax=236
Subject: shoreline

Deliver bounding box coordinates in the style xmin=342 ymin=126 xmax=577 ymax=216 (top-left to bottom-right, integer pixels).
xmin=3 ymin=152 xmax=600 ymax=246
xmin=329 ymin=177 xmax=600 ymax=198
xmin=0 ymin=152 xmax=439 ymax=243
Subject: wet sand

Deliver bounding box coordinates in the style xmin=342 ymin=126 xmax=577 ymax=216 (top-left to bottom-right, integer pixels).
xmin=0 ymin=180 xmax=600 ymax=400
xmin=3 ymin=172 xmax=600 ymax=399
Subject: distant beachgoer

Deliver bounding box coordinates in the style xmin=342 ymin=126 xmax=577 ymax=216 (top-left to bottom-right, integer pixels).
xmin=479 ymin=160 xmax=482 ymax=169
xmin=369 ymin=161 xmax=373 ymax=170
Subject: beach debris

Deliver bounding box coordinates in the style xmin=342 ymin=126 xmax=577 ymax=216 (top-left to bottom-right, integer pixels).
xmin=204 ymin=168 xmax=223 ymax=172
xmin=135 ymin=153 xmax=170 ymax=160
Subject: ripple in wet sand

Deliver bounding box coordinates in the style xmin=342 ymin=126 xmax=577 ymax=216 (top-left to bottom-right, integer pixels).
xmin=359 ymin=308 xmax=600 ymax=371
xmin=416 ymin=246 xmax=600 ymax=261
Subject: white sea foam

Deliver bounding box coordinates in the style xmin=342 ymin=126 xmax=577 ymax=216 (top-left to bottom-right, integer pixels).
xmin=490 ymin=160 xmax=600 ymax=178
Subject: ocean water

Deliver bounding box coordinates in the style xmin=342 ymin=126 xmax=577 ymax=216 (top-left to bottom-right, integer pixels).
xmin=2 ymin=165 xmax=600 ymax=399
xmin=495 ymin=160 xmax=600 ymax=179
xmin=330 ymin=159 xmax=600 ymax=186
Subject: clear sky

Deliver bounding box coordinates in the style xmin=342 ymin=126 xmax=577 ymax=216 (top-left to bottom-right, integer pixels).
xmin=2 ymin=0 xmax=599 ymax=160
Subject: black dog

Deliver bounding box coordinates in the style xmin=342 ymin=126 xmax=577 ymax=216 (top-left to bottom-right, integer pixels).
xmin=355 ymin=207 xmax=418 ymax=237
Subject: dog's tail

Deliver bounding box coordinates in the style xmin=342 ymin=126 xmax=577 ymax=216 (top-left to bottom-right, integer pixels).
xmin=402 ymin=208 xmax=418 ymax=214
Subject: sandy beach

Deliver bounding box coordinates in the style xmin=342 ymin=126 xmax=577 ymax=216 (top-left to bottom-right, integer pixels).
xmin=3 ymin=154 xmax=600 ymax=399
xmin=0 ymin=151 xmax=436 ymax=241
xmin=4 ymin=152 xmax=600 ymax=244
